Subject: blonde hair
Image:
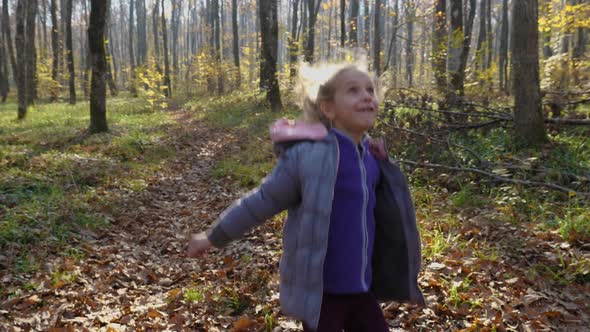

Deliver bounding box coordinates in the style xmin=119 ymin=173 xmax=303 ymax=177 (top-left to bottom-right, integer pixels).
xmin=295 ymin=61 xmax=380 ymax=127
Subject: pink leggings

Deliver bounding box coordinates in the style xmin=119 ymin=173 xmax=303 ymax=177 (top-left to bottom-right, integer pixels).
xmin=302 ymin=292 xmax=389 ymax=332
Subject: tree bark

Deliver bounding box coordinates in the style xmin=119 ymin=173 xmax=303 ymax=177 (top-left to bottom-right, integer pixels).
xmin=340 ymin=0 xmax=345 ymax=47
xmin=161 ymin=0 xmax=171 ymax=97
xmin=136 ymin=0 xmax=147 ymax=65
xmin=476 ymin=0 xmax=486 ymax=70
xmin=65 ymin=0 xmax=76 ymax=104
xmin=105 ymin=0 xmax=118 ymax=96
xmin=288 ymin=0 xmax=300 ymax=79
xmin=259 ymin=0 xmax=282 ymax=111
xmin=153 ymin=0 xmax=160 ymax=62
xmin=50 ymin=0 xmax=59 ymax=101
xmin=499 ymin=0 xmax=508 ymax=93
xmin=25 ymin=0 xmax=37 ymax=103
xmin=447 ymin=0 xmax=463 ymax=97
xmin=512 ymin=0 xmax=546 ymax=146
xmin=232 ymin=0 xmax=240 ymax=86
xmin=88 ymin=0 xmax=108 ymax=133
xmin=128 ymin=0 xmax=137 ymax=96
xmin=0 ymin=13 xmax=7 ymax=101
xmin=303 ymin=0 xmax=321 ymax=63
xmin=2 ymin=0 xmax=17 ymax=88
xmin=16 ymin=0 xmax=26 ymax=118
xmin=432 ymin=0 xmax=447 ymax=93
xmin=405 ymin=0 xmax=414 ymax=87
xmin=373 ymin=0 xmax=381 ymax=75
xmin=350 ymin=0 xmax=359 ymax=47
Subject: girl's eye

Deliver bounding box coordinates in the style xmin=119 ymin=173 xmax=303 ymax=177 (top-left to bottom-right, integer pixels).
xmin=367 ymin=87 xmax=375 ymax=95
xmin=348 ymin=86 xmax=359 ymax=93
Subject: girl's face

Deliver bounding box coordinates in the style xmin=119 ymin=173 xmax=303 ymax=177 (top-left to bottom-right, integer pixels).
xmin=322 ymin=69 xmax=378 ymax=141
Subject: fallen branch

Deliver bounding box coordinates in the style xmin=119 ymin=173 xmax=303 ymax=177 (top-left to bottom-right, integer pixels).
xmin=544 ymin=117 xmax=590 ymax=125
xmin=399 ymin=160 xmax=590 ymax=197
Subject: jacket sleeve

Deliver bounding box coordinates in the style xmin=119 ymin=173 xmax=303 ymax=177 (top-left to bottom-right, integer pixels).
xmin=206 ymin=147 xmax=301 ymax=247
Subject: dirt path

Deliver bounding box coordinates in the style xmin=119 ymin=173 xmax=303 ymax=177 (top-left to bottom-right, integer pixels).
xmin=1 ymin=107 xmax=589 ymax=331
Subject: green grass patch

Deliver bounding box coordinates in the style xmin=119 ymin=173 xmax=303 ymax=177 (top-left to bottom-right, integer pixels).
xmin=0 ymin=97 xmax=178 ymax=284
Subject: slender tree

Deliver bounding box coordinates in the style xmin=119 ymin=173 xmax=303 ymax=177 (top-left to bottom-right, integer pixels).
xmin=373 ymin=0 xmax=382 ymax=75
xmin=88 ymin=0 xmax=108 ymax=133
xmin=105 ymin=0 xmax=118 ymax=96
xmin=405 ymin=0 xmax=414 ymax=86
xmin=350 ymin=0 xmax=359 ymax=47
xmin=232 ymin=0 xmax=240 ymax=86
xmin=303 ymin=0 xmax=321 ymax=62
xmin=288 ymin=0 xmax=300 ymax=78
xmin=161 ymin=0 xmax=171 ymax=97
xmin=16 ymin=0 xmax=26 ymax=118
xmin=512 ymin=0 xmax=546 ymax=146
xmin=65 ymin=0 xmax=75 ymax=104
xmin=447 ymin=0 xmax=463 ymax=97
xmin=2 ymin=0 xmax=17 ymax=87
xmin=259 ymin=0 xmax=282 ymax=111
xmin=50 ymin=0 xmax=59 ymax=101
xmin=499 ymin=0 xmax=509 ymax=92
xmin=340 ymin=0 xmax=345 ymax=47
xmin=432 ymin=0 xmax=447 ymax=93
xmin=476 ymin=0 xmax=487 ymax=70
xmin=25 ymin=0 xmax=37 ymax=102
xmin=128 ymin=0 xmax=137 ymax=96
xmin=0 ymin=19 xmax=6 ymax=102
xmin=136 ymin=0 xmax=147 ymax=65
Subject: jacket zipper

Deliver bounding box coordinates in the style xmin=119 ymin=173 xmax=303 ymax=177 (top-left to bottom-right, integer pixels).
xmin=356 ymin=143 xmax=369 ymax=291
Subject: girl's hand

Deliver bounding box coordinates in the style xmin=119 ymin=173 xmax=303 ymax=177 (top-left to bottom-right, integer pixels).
xmin=186 ymin=232 xmax=213 ymax=258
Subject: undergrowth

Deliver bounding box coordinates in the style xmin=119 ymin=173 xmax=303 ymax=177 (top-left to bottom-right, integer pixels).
xmin=0 ymin=96 xmax=177 ymax=289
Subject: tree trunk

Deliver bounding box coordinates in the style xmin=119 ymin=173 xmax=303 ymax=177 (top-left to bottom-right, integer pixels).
xmin=40 ymin=0 xmax=47 ymax=57
xmin=65 ymin=0 xmax=76 ymax=104
xmin=153 ymin=0 xmax=160 ymax=62
xmin=363 ymin=0 xmax=369 ymax=49
xmin=50 ymin=0 xmax=59 ymax=101
xmin=340 ymin=0 xmax=345 ymax=47
xmin=476 ymin=0 xmax=486 ymax=70
xmin=128 ymin=0 xmax=137 ymax=96
xmin=105 ymin=0 xmax=118 ymax=96
xmin=288 ymin=0 xmax=300 ymax=79
xmin=161 ymin=0 xmax=171 ymax=97
xmin=2 ymin=0 xmax=17 ymax=88
xmin=232 ymin=0 xmax=240 ymax=86
xmin=373 ymin=0 xmax=381 ymax=75
xmin=171 ymin=0 xmax=179 ymax=75
xmin=405 ymin=0 xmax=414 ymax=87
xmin=82 ymin=0 xmax=90 ymax=99
xmin=304 ymin=0 xmax=321 ymax=63
xmin=485 ymin=0 xmax=492 ymax=69
xmin=458 ymin=0 xmax=476 ymax=92
xmin=0 ymin=17 xmax=7 ymax=101
xmin=350 ymin=0 xmax=359 ymax=47
xmin=213 ymin=0 xmax=222 ymax=94
xmin=136 ymin=0 xmax=147 ymax=66
xmin=573 ymin=0 xmax=585 ymax=59
xmin=499 ymin=0 xmax=508 ymax=93
xmin=88 ymin=0 xmax=108 ymax=133
xmin=512 ymin=0 xmax=546 ymax=147
xmin=25 ymin=0 xmax=37 ymax=104
xmin=447 ymin=0 xmax=463 ymax=97
xmin=432 ymin=0 xmax=447 ymax=94
xmin=16 ymin=0 xmax=26 ymax=118
xmin=259 ymin=0 xmax=282 ymax=111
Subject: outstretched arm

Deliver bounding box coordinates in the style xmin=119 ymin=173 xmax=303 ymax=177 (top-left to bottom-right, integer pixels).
xmin=186 ymin=148 xmax=300 ymax=257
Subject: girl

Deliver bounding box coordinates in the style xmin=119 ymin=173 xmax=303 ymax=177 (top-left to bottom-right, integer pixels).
xmin=187 ymin=63 xmax=424 ymax=331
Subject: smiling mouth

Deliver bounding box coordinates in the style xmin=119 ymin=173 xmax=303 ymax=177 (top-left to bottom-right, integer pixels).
xmin=357 ymin=107 xmax=375 ymax=112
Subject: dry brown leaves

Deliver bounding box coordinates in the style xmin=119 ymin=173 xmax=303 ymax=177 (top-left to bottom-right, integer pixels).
xmin=1 ymin=108 xmax=588 ymax=331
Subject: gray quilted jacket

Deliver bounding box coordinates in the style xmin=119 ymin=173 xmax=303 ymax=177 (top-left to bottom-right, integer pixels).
xmin=206 ymin=131 xmax=424 ymax=331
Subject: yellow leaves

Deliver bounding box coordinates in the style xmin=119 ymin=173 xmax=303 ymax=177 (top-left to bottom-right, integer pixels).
xmin=539 ymin=3 xmax=590 ymax=33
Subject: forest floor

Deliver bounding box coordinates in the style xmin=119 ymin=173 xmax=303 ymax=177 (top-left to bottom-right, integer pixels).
xmin=1 ymin=96 xmax=589 ymax=331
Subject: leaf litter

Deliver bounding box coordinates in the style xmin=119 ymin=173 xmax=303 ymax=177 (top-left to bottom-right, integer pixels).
xmin=1 ymin=107 xmax=588 ymax=331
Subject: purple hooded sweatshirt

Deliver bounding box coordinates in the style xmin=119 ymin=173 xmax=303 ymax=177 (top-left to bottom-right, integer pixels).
xmin=323 ymin=128 xmax=380 ymax=293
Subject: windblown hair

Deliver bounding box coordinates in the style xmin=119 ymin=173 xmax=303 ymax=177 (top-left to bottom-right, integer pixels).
xmin=295 ymin=61 xmax=380 ymax=128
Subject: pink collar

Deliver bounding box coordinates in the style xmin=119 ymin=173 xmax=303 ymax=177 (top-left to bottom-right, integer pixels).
xmin=269 ymin=119 xmax=388 ymax=161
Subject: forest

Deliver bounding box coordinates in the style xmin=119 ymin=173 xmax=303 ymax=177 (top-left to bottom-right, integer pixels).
xmin=0 ymin=0 xmax=589 ymax=330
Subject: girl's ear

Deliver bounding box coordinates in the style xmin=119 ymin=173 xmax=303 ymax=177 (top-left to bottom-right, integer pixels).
xmin=320 ymin=100 xmax=335 ymax=121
